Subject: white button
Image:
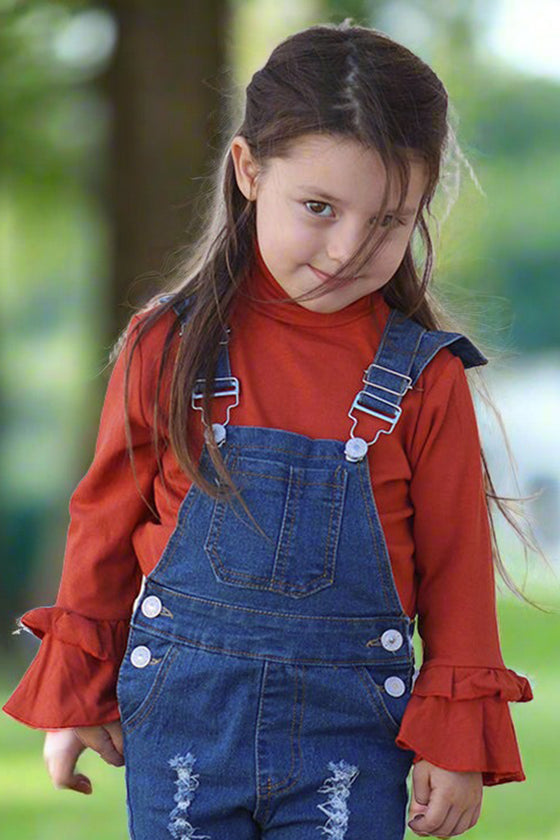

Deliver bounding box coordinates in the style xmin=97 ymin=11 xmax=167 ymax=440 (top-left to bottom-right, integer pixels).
xmin=141 ymin=595 xmax=162 ymax=619
xmin=130 ymin=645 xmax=152 ymax=668
xmin=381 ymin=629 xmax=403 ymax=652
xmin=384 ymin=676 xmax=406 ymax=697
xmin=344 ymin=437 xmax=368 ymax=462
xmin=212 ymin=423 xmax=227 ymax=446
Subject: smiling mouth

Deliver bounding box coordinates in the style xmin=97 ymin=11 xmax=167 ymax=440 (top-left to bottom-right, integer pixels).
xmin=309 ymin=265 xmax=358 ymax=283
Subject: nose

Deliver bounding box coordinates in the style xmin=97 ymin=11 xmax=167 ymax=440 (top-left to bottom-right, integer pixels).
xmin=325 ymin=220 xmax=366 ymax=265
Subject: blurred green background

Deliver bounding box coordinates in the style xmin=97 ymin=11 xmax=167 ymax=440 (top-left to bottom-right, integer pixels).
xmin=1 ymin=0 xmax=559 ymax=837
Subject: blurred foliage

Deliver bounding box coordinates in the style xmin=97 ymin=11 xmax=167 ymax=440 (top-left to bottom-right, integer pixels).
xmin=0 ymin=0 xmax=556 ymax=616
xmin=1 ymin=0 xmax=558 ymax=834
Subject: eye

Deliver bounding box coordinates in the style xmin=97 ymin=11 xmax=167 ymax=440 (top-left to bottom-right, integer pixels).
xmin=305 ymin=201 xmax=335 ymax=218
xmin=379 ymin=214 xmax=408 ymax=228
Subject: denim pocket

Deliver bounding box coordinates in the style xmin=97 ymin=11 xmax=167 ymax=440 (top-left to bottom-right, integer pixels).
xmin=204 ymin=455 xmax=348 ymax=598
xmin=116 ymin=630 xmax=179 ymax=731
xmin=352 ymin=664 xmax=412 ymax=738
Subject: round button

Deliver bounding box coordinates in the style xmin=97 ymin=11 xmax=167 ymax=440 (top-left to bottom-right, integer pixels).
xmin=130 ymin=645 xmax=152 ymax=669
xmin=141 ymin=595 xmax=162 ymax=619
xmin=384 ymin=676 xmax=406 ymax=697
xmin=381 ymin=629 xmax=403 ymax=652
xmin=212 ymin=423 xmax=227 ymax=446
xmin=344 ymin=437 xmax=368 ymax=462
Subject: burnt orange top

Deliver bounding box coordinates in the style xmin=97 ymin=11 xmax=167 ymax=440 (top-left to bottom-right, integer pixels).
xmin=3 ymin=251 xmax=533 ymax=785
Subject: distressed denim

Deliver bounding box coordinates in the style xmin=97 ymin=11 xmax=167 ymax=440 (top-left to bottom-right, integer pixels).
xmin=116 ymin=308 xmax=486 ymax=839
xmin=117 ymin=428 xmax=416 ymax=839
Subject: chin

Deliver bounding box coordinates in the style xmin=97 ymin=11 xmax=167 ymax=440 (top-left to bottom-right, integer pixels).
xmin=301 ymin=297 xmax=349 ymax=314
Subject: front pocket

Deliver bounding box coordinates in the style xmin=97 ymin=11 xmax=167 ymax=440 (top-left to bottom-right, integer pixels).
xmin=116 ymin=631 xmax=179 ymax=730
xmin=204 ymin=456 xmax=348 ymax=598
xmin=352 ymin=665 xmax=412 ymax=738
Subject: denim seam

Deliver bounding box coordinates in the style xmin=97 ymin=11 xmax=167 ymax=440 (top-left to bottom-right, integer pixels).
xmin=124 ymin=644 xmax=180 ymax=732
xmin=359 ymin=454 xmax=410 ymax=619
xmin=144 ymin=588 xmax=409 ymax=625
xmin=351 ymin=664 xmax=404 ymax=738
xmin=230 ymin=469 xmax=346 ymax=487
xmin=356 ymin=463 xmax=392 ymax=612
xmin=151 ymin=486 xmax=199 ymax=580
xmin=128 ymin=628 xmax=412 ymax=666
xmin=270 ymin=465 xmax=296 ymax=586
xmin=269 ymin=664 xmax=305 ymax=793
xmin=267 ymin=664 xmax=299 ymax=791
xmin=226 ymin=442 xmax=344 ymax=461
xmin=254 ymin=661 xmax=271 ymax=824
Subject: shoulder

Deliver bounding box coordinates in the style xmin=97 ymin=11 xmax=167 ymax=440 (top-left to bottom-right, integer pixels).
xmin=415 ymin=347 xmax=468 ymax=396
xmin=382 ymin=307 xmax=486 ymax=394
xmin=124 ymin=297 xmax=183 ymax=361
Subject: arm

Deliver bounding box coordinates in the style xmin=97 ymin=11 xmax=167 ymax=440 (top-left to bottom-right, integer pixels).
xmin=3 ymin=312 xmax=160 ymax=728
xmin=3 ymin=309 xmax=173 ymax=785
xmin=397 ymin=353 xmax=532 ymax=834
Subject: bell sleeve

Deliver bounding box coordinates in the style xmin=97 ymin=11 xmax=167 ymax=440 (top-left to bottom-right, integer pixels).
xmin=2 ymin=310 xmax=167 ymax=729
xmin=394 ymin=352 xmax=533 ymax=785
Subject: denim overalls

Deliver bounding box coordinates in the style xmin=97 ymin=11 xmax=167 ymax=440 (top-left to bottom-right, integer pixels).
xmin=116 ymin=299 xmax=486 ymax=840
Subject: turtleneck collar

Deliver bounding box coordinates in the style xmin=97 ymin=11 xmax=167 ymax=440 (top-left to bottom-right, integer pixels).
xmin=239 ymin=241 xmax=388 ymax=328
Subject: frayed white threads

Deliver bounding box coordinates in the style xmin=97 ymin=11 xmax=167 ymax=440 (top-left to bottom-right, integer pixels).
xmin=167 ymin=753 xmax=210 ymax=840
xmin=316 ymin=760 xmax=359 ymax=839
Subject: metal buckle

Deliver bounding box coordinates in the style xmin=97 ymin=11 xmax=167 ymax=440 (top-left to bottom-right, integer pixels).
xmin=362 ymin=364 xmax=412 ymax=397
xmin=191 ymin=376 xmax=240 ymax=427
xmin=347 ymin=391 xmax=402 ymax=447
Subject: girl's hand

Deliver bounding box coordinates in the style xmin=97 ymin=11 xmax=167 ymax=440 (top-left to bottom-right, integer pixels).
xmin=407 ymin=759 xmax=483 ymax=837
xmin=43 ymin=721 xmax=124 ymax=795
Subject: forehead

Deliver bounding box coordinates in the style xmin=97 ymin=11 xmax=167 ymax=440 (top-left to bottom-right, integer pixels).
xmin=266 ymin=133 xmax=427 ymax=205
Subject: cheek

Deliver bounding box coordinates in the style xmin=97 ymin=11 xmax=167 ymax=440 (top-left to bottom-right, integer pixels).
xmin=374 ymin=233 xmax=412 ymax=272
xmin=256 ymin=198 xmax=296 ymax=249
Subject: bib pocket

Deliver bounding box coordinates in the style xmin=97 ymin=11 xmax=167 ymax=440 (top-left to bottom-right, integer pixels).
xmin=204 ymin=455 xmax=348 ymax=598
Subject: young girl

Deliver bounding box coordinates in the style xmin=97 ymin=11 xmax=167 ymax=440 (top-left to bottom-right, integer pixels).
xmin=4 ymin=21 xmax=534 ymax=840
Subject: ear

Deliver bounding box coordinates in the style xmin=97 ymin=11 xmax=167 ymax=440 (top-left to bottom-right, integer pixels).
xmin=230 ymin=136 xmax=260 ymax=201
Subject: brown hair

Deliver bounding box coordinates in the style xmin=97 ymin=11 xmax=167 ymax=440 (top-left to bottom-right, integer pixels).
xmin=118 ymin=20 xmax=551 ymax=609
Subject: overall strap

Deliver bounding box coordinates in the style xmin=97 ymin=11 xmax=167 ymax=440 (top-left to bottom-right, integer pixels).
xmin=346 ymin=309 xmax=487 ymax=459
xmin=158 ymin=294 xmax=239 ymax=427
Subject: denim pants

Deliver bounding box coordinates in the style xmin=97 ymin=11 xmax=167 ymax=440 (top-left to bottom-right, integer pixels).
xmin=116 ymin=308 xmax=486 ymax=839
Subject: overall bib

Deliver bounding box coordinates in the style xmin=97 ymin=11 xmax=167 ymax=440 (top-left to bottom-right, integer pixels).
xmin=116 ymin=302 xmax=486 ymax=840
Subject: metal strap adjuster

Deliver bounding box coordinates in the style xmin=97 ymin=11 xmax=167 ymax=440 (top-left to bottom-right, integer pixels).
xmin=347 ymin=364 xmax=412 ymax=448
xmin=191 ymin=376 xmax=240 ymax=429
xmin=362 ymin=363 xmax=412 ymax=397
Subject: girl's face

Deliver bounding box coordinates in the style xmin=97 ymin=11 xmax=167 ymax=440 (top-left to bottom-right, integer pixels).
xmin=231 ymin=133 xmax=427 ymax=313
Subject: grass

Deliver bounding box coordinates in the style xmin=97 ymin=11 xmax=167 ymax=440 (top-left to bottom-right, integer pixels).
xmin=1 ymin=588 xmax=559 ymax=839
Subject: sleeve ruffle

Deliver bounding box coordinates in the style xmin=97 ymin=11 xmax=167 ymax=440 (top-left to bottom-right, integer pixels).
xmin=2 ymin=607 xmax=130 ymax=730
xmin=13 ymin=606 xmax=130 ymax=661
xmin=395 ymin=663 xmax=534 ymax=786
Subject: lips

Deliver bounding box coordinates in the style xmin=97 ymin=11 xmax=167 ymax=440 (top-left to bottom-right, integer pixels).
xmin=309 ymin=265 xmax=357 ymax=283
xmin=309 ymin=265 xmax=334 ymax=281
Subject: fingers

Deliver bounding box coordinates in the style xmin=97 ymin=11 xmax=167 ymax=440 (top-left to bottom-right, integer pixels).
xmin=408 ymin=760 xmax=483 ymax=837
xmin=447 ymin=808 xmax=479 ymax=836
xmin=74 ymin=724 xmax=125 ymax=767
xmin=408 ymin=760 xmax=432 ymax=825
xmin=409 ymin=794 xmax=480 ymax=837
xmin=43 ymin=730 xmax=92 ymax=795
xmin=411 ymin=761 xmax=431 ymax=808
xmin=408 ymin=794 xmax=452 ymax=837
xmin=105 ymin=720 xmax=124 ymax=758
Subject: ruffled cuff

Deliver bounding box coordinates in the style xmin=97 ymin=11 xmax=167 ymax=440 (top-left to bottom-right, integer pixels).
xmin=395 ymin=663 xmax=533 ymax=786
xmin=2 ymin=606 xmax=130 ymax=730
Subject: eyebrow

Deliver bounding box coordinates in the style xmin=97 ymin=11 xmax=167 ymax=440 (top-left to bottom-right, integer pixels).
xmin=298 ymin=186 xmax=417 ymax=215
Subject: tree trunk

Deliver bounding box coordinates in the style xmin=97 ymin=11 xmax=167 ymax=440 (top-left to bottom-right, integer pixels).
xmin=102 ymin=0 xmax=230 ymax=335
